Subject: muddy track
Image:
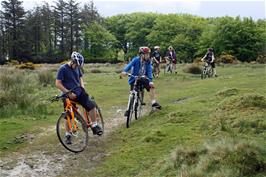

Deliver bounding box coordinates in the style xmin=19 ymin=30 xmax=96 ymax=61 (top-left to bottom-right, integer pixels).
xmin=0 ymin=106 xmax=149 ymax=177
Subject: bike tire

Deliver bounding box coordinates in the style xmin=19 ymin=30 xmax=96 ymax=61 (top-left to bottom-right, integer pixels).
xmin=135 ymin=91 xmax=143 ymax=120
xmin=95 ymin=104 xmax=105 ymax=133
xmin=56 ymin=112 xmax=88 ymax=153
xmin=126 ymin=96 xmax=134 ymax=128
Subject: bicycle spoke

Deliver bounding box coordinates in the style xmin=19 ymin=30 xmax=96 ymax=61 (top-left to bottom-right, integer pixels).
xmin=56 ymin=113 xmax=88 ymax=153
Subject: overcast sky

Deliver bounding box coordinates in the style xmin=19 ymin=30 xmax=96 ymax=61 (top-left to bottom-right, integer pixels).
xmin=7 ymin=0 xmax=266 ymax=20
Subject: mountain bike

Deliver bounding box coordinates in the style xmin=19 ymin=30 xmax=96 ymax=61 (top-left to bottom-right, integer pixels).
xmin=164 ymin=57 xmax=173 ymax=74
xmin=201 ymin=62 xmax=214 ymax=79
xmin=50 ymin=87 xmax=104 ymax=153
xmin=124 ymin=73 xmax=145 ymax=128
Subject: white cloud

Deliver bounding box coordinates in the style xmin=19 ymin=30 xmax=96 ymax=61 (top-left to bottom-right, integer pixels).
xmin=179 ymin=1 xmax=201 ymax=12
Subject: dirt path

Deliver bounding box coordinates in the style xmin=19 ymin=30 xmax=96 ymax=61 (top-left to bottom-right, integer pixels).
xmin=0 ymin=106 xmax=149 ymax=177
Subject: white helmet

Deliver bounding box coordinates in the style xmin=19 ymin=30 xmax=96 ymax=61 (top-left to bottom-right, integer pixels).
xmin=71 ymin=52 xmax=84 ymax=67
xmin=154 ymin=46 xmax=160 ymax=50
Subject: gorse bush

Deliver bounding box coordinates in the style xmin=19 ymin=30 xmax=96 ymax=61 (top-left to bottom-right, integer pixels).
xmin=217 ymin=53 xmax=238 ymax=64
xmin=256 ymin=54 xmax=266 ymax=64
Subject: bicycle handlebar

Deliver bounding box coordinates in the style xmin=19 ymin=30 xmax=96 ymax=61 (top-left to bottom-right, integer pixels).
xmin=50 ymin=85 xmax=80 ymax=102
xmin=126 ymin=73 xmax=146 ymax=79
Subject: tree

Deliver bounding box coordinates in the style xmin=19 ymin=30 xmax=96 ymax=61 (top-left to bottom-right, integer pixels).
xmin=65 ymin=0 xmax=80 ymax=55
xmin=1 ymin=0 xmax=26 ymax=59
xmin=53 ymin=0 xmax=67 ymax=56
xmin=84 ymin=22 xmax=117 ymax=60
xmin=80 ymin=0 xmax=102 ymax=52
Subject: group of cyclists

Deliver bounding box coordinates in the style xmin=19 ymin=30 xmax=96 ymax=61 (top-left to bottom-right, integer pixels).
xmin=150 ymin=45 xmax=178 ymax=77
xmin=55 ymin=46 xmax=216 ymax=144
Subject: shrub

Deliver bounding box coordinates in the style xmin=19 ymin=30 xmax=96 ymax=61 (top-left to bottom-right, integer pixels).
xmin=90 ymin=68 xmax=102 ymax=73
xmin=193 ymin=57 xmax=203 ymax=64
xmin=217 ymin=53 xmax=238 ymax=64
xmin=183 ymin=63 xmax=202 ymax=74
xmin=256 ymin=54 xmax=266 ymax=64
xmin=15 ymin=62 xmax=40 ymax=70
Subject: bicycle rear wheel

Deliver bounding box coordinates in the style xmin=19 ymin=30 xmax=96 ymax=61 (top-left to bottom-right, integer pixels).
xmin=126 ymin=96 xmax=134 ymax=128
xmin=56 ymin=112 xmax=88 ymax=153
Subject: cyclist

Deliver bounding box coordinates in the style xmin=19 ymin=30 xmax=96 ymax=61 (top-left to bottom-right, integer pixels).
xmin=165 ymin=46 xmax=177 ymax=74
xmin=151 ymin=46 xmax=161 ymax=78
xmin=201 ymin=48 xmax=217 ymax=77
xmin=55 ymin=52 xmax=103 ymax=144
xmin=121 ymin=46 xmax=162 ymax=115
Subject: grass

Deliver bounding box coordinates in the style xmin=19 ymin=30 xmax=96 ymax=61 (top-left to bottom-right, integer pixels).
xmin=0 ymin=63 xmax=266 ymax=176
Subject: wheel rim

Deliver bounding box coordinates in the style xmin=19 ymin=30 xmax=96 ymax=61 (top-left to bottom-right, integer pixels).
xmin=56 ymin=113 xmax=88 ymax=153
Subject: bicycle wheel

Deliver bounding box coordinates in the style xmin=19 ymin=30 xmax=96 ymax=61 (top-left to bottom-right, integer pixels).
xmin=201 ymin=67 xmax=207 ymax=79
xmin=126 ymin=96 xmax=134 ymax=128
xmin=56 ymin=112 xmax=88 ymax=153
xmin=95 ymin=104 xmax=104 ymax=133
xmin=135 ymin=91 xmax=143 ymax=120
xmin=208 ymin=67 xmax=214 ymax=77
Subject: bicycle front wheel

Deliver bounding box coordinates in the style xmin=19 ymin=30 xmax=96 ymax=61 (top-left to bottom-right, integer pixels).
xmin=126 ymin=96 xmax=134 ymax=128
xmin=135 ymin=91 xmax=143 ymax=120
xmin=56 ymin=112 xmax=89 ymax=153
xmin=95 ymin=104 xmax=104 ymax=133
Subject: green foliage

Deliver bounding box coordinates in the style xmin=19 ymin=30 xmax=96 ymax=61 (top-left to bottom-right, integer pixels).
xmin=84 ymin=22 xmax=118 ymax=60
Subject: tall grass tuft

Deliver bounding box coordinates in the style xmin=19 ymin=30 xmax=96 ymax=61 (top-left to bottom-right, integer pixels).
xmin=38 ymin=69 xmax=55 ymax=87
xmin=0 ymin=68 xmax=49 ymax=118
xmin=162 ymin=139 xmax=266 ymax=177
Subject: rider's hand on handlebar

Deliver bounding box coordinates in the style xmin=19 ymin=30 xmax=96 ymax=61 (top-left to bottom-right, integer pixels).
xmin=149 ymin=82 xmax=155 ymax=89
xmin=67 ymin=92 xmax=77 ymax=100
xmin=120 ymin=71 xmax=127 ymax=77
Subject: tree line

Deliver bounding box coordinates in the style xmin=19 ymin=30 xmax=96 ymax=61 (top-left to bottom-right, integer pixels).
xmin=0 ymin=0 xmax=265 ymax=64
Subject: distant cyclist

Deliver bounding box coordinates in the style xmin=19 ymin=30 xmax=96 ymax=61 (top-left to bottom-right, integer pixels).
xmin=121 ymin=46 xmax=162 ymax=115
xmin=201 ymin=48 xmax=218 ymax=77
xmin=151 ymin=46 xmax=161 ymax=78
xmin=55 ymin=52 xmax=103 ymax=144
xmin=166 ymin=46 xmax=177 ymax=74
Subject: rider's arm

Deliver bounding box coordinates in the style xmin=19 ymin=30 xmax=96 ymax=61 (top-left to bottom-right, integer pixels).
xmin=123 ymin=58 xmax=135 ymax=72
xmin=211 ymin=54 xmax=215 ymax=63
xmin=201 ymin=54 xmax=207 ymax=62
xmin=80 ymin=77 xmax=85 ymax=88
xmin=121 ymin=57 xmax=136 ymax=76
xmin=146 ymin=62 xmax=153 ymax=82
xmin=55 ymin=79 xmax=69 ymax=93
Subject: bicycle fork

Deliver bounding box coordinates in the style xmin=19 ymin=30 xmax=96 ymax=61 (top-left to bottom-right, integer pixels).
xmin=66 ymin=107 xmax=77 ymax=134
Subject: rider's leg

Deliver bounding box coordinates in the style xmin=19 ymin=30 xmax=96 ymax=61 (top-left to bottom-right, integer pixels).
xmin=141 ymin=78 xmax=161 ymax=109
xmin=211 ymin=62 xmax=217 ymax=76
xmin=77 ymin=88 xmax=103 ymax=135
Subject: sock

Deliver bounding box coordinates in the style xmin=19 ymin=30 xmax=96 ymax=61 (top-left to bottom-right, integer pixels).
xmin=92 ymin=122 xmax=98 ymax=128
xmin=151 ymin=100 xmax=156 ymax=104
xmin=65 ymin=132 xmax=71 ymax=136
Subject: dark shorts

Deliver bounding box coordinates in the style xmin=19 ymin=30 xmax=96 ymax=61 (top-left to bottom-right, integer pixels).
xmin=210 ymin=62 xmax=215 ymax=68
xmin=64 ymin=88 xmax=96 ymax=112
xmin=130 ymin=78 xmax=151 ymax=92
